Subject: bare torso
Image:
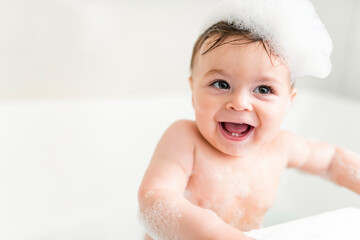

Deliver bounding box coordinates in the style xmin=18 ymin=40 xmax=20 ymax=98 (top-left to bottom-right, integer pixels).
xmin=185 ymin=121 xmax=287 ymax=231
xmin=145 ymin=121 xmax=288 ymax=239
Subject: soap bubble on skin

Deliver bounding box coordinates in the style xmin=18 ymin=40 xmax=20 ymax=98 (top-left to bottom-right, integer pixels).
xmin=183 ymin=164 xmax=258 ymax=230
xmin=200 ymin=197 xmax=239 ymax=224
xmin=323 ymin=148 xmax=360 ymax=188
xmin=229 ymin=207 xmax=246 ymax=228
xmin=139 ymin=197 xmax=182 ymax=240
xmin=232 ymin=171 xmax=251 ymax=198
xmin=241 ymin=217 xmax=264 ymax=232
xmin=145 ymin=191 xmax=155 ymax=199
xmin=200 ymin=0 xmax=333 ymax=80
xmin=203 ymin=165 xmax=251 ymax=199
xmin=183 ymin=189 xmax=193 ymax=201
xmin=189 ymin=164 xmax=252 ymax=223
xmin=336 ymin=149 xmax=360 ymax=183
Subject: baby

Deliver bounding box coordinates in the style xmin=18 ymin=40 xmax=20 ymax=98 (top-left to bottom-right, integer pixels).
xmin=138 ymin=0 xmax=360 ymax=239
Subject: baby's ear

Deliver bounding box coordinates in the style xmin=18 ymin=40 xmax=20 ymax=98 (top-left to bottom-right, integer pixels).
xmin=287 ymin=88 xmax=297 ymax=112
xmin=290 ymin=88 xmax=297 ymax=102
xmin=188 ymin=76 xmax=193 ymax=90
xmin=188 ymin=76 xmax=194 ymax=108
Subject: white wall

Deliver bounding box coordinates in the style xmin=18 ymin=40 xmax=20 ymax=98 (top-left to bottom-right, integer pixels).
xmin=298 ymin=0 xmax=360 ymax=99
xmin=0 ymin=0 xmax=359 ymax=99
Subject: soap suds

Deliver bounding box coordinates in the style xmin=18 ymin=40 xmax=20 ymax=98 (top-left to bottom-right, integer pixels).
xmin=229 ymin=207 xmax=246 ymax=228
xmin=204 ymin=165 xmax=251 ymax=198
xmin=200 ymin=0 xmax=333 ymax=79
xmin=139 ymin=198 xmax=182 ymax=240
xmin=334 ymin=149 xmax=360 ymax=183
xmin=241 ymin=217 xmax=263 ymax=232
xmin=144 ymin=191 xmax=155 ymax=199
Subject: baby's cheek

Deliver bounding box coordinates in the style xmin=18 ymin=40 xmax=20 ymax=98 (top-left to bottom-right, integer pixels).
xmin=261 ymin=109 xmax=284 ymax=136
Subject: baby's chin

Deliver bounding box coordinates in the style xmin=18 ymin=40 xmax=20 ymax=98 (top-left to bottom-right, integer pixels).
xmin=212 ymin=140 xmax=259 ymax=158
xmin=211 ymin=131 xmax=276 ymax=158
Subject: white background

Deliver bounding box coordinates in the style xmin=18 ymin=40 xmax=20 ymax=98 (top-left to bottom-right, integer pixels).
xmin=1 ymin=0 xmax=360 ymax=100
xmin=1 ymin=1 xmax=360 ymax=239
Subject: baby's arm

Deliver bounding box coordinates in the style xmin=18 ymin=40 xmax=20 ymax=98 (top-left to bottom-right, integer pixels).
xmin=138 ymin=120 xmax=253 ymax=240
xmin=281 ymin=131 xmax=360 ymax=194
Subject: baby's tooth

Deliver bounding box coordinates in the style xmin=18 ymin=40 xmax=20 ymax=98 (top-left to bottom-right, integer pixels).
xmin=231 ymin=133 xmax=239 ymax=137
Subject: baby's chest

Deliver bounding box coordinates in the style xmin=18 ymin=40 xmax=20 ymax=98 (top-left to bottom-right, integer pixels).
xmin=184 ymin=162 xmax=281 ymax=218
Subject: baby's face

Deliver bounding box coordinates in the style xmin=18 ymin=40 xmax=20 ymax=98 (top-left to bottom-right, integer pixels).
xmin=189 ymin=36 xmax=296 ymax=157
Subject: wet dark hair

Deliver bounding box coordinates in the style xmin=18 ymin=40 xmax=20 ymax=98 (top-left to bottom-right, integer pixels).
xmin=190 ymin=21 xmax=294 ymax=88
xmin=190 ymin=21 xmax=274 ymax=70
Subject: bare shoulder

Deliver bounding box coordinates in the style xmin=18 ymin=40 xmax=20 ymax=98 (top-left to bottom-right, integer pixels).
xmin=273 ymin=130 xmax=338 ymax=175
xmin=161 ymin=119 xmax=199 ymax=147
xmin=273 ymin=130 xmax=304 ymax=148
xmin=274 ymin=130 xmax=295 ymax=142
xmin=271 ymin=130 xmax=293 ymax=152
xmin=167 ymin=119 xmax=198 ymax=136
xmin=138 ymin=120 xmax=198 ymax=197
xmin=272 ymin=130 xmax=310 ymax=168
xmin=155 ymin=119 xmax=198 ymax=154
xmin=149 ymin=119 xmax=198 ymax=175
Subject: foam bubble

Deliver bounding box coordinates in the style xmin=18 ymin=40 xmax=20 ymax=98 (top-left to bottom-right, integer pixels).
xmin=240 ymin=217 xmax=263 ymax=232
xmin=144 ymin=191 xmax=155 ymax=199
xmin=183 ymin=189 xmax=196 ymax=203
xmin=202 ymin=165 xmax=251 ymax=198
xmin=200 ymin=0 xmax=333 ymax=79
xmin=324 ymin=148 xmax=360 ymax=193
xmin=232 ymin=171 xmax=251 ymax=197
xmin=335 ymin=149 xmax=360 ymax=183
xmin=229 ymin=207 xmax=246 ymax=228
xmin=139 ymin=198 xmax=182 ymax=240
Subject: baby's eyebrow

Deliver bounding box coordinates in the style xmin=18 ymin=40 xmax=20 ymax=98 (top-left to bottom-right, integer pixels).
xmin=204 ymin=69 xmax=227 ymax=78
xmin=258 ymin=76 xmax=284 ymax=86
xmin=204 ymin=69 xmax=285 ymax=87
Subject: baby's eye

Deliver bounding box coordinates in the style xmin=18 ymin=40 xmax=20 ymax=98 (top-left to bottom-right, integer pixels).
xmin=254 ymin=85 xmax=273 ymax=95
xmin=211 ymin=80 xmax=230 ymax=90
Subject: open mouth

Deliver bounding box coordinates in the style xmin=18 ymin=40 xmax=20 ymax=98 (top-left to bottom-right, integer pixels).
xmin=219 ymin=122 xmax=254 ymax=141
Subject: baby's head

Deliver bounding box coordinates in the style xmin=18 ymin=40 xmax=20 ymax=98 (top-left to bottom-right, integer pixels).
xmin=189 ymin=21 xmax=296 ymax=157
xmin=190 ymin=20 xmax=295 ymax=87
xmin=188 ymin=0 xmax=332 ymax=157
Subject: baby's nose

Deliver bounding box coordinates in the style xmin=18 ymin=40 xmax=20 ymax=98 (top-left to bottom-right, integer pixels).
xmin=226 ymin=91 xmax=253 ymax=112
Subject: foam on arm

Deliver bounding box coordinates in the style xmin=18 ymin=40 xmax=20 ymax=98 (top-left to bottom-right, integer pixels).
xmin=283 ymin=131 xmax=360 ymax=194
xmin=327 ymin=148 xmax=360 ymax=194
xmin=283 ymin=131 xmax=335 ymax=175
xmin=138 ymin=189 xmax=249 ymax=240
xmin=137 ymin=120 xmax=250 ymax=240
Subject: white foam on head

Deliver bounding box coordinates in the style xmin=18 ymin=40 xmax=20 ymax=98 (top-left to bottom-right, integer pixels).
xmin=139 ymin=198 xmax=182 ymax=240
xmin=200 ymin=0 xmax=333 ymax=79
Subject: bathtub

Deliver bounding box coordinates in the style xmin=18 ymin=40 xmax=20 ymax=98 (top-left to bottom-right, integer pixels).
xmin=1 ymin=89 xmax=359 ymax=239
